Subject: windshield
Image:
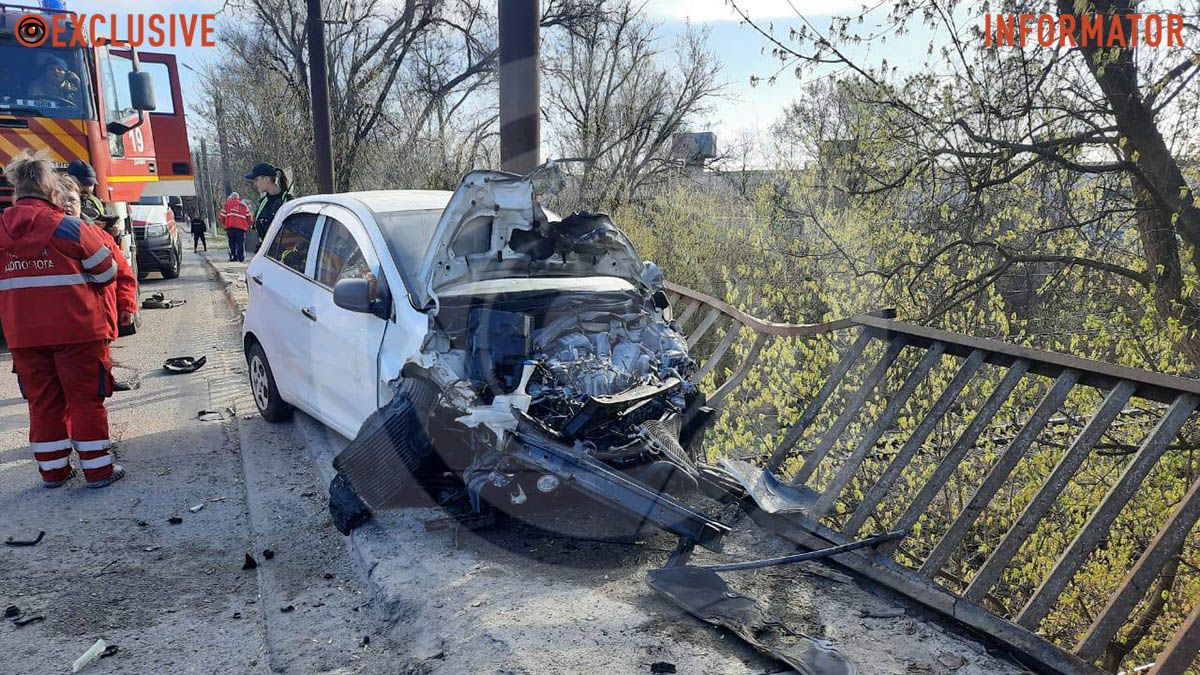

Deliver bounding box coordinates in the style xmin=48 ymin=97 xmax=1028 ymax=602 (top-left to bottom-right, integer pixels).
xmin=0 ymin=41 xmax=92 ymax=120
xmin=374 ymin=208 xmax=443 ymax=296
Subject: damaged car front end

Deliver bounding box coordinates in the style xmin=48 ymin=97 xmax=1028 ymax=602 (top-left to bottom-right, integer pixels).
xmin=330 ymin=169 xmax=727 ymax=547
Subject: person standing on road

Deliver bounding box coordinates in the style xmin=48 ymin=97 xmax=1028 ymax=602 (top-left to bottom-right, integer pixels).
xmin=55 ymin=175 xmax=137 ymax=342
xmin=246 ymin=162 xmax=292 ymax=242
xmin=0 ymin=150 xmax=124 ymax=489
xmin=220 ymin=192 xmax=251 ymax=262
xmin=66 ymin=159 xmax=104 ymax=222
xmin=190 ymin=213 xmax=208 ymax=252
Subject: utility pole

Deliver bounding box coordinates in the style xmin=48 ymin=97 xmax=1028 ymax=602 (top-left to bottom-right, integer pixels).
xmin=199 ymin=138 xmax=214 ymax=230
xmin=307 ymin=0 xmax=335 ymax=193
xmin=498 ymin=0 xmax=540 ymax=174
xmin=214 ymin=91 xmax=233 ymax=198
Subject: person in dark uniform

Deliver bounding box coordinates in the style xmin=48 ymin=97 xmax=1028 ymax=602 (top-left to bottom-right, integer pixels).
xmin=66 ymin=160 xmax=104 ymax=222
xmin=245 ymin=162 xmax=292 ymax=243
xmin=189 ymin=214 xmax=208 ymax=251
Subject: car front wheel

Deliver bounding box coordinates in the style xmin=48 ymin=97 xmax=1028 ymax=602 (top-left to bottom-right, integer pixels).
xmin=247 ymin=342 xmax=292 ymax=422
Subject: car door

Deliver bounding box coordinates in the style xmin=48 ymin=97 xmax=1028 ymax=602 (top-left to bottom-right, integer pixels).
xmin=305 ymin=205 xmax=389 ymax=438
xmin=247 ymin=208 xmax=323 ymax=408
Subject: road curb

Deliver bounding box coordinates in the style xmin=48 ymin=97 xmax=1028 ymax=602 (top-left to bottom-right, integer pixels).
xmin=197 ymin=251 xmax=247 ymax=322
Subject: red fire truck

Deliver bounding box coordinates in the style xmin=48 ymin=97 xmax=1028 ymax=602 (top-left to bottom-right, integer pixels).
xmin=0 ymin=2 xmax=195 ymax=310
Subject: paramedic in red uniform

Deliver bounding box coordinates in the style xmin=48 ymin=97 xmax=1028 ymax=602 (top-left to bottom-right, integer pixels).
xmin=55 ymin=175 xmax=137 ymax=340
xmin=0 ymin=150 xmax=124 ymax=488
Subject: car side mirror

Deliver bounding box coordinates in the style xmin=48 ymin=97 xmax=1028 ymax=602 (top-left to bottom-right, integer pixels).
xmin=334 ymin=277 xmax=391 ymax=320
xmin=333 ymin=278 xmax=372 ymax=313
xmin=129 ymin=70 xmax=156 ymax=111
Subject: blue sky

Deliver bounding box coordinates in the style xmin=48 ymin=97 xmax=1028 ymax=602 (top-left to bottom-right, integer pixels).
xmin=59 ymin=0 xmax=936 ymax=148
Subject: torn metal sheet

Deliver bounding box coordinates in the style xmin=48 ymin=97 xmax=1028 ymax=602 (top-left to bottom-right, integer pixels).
xmin=647 ymin=565 xmax=857 ymax=675
xmin=720 ymin=458 xmax=820 ymax=514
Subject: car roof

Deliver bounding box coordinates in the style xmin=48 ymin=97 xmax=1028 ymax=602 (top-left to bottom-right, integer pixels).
xmin=306 ymin=190 xmax=454 ymax=216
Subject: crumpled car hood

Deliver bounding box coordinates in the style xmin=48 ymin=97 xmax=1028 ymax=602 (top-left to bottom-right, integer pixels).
xmin=414 ymin=170 xmax=650 ymax=309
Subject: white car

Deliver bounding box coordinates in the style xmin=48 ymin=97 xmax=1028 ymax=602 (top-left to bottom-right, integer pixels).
xmin=243 ymin=170 xmax=705 ymax=531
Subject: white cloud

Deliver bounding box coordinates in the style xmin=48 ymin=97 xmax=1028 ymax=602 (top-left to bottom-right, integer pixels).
xmin=644 ymin=0 xmax=875 ymax=22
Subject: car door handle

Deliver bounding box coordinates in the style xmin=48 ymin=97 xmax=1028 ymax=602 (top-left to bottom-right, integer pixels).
xmin=251 ymin=274 xmax=263 ymax=285
xmin=301 ymin=306 xmax=317 ymax=321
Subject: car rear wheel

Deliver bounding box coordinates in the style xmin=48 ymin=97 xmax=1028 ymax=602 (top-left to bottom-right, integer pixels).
xmin=247 ymin=342 xmax=292 ymax=422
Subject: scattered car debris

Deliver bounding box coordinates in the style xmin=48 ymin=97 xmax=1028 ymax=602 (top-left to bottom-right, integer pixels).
xmin=650 ymin=662 xmax=677 ymax=674
xmin=188 ymin=503 xmax=205 ymax=513
xmin=5 ymin=530 xmax=45 ymax=547
xmin=648 ymin=566 xmax=856 ymax=675
xmin=242 ymin=554 xmax=257 ymax=570
xmin=232 ymin=612 xmax=242 ymax=619
xmin=280 ymin=605 xmax=294 ymax=613
xmin=71 ymin=639 xmax=107 ymax=673
xmin=164 ymin=356 xmax=207 ymax=374
xmin=141 ymin=293 xmax=186 ymax=310
xmin=360 ymin=636 xmax=370 ymax=647
xmin=98 ymin=645 xmax=119 ymax=659
xmin=262 ymin=549 xmax=274 ymax=560
xmin=861 ymin=608 xmax=907 ymax=619
xmin=4 ymin=605 xmax=18 ymax=618
xmin=196 ymin=408 xmax=233 ymax=422
xmin=167 ymin=516 xmax=183 ymax=525
xmin=13 ymin=614 xmax=44 ymax=626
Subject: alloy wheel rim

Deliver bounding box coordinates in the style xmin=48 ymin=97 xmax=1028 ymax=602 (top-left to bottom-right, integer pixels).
xmin=250 ymin=355 xmax=269 ymax=410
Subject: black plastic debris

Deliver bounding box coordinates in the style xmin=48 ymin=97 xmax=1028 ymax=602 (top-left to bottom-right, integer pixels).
xmin=5 ymin=530 xmax=45 ymax=546
xmin=3 ymin=605 xmax=18 ymax=618
xmin=361 ymin=636 xmax=370 ymax=647
xmin=650 ymin=663 xmax=677 ymax=674
xmin=323 ymin=573 xmax=335 ymax=580
xmin=262 ymin=549 xmax=274 ymax=560
xmin=242 ymin=554 xmax=257 ymax=570
xmin=13 ymin=614 xmax=44 ymax=627
xmin=99 ymin=645 xmax=119 ymax=659
xmin=232 ymin=612 xmax=242 ymax=619
xmin=280 ymin=605 xmax=294 ymax=613
xmin=136 ymin=520 xmax=148 ymax=527
xmin=164 ymin=356 xmax=206 ymax=374
xmin=141 ymin=293 xmax=186 ymax=310
xmin=167 ymin=516 xmax=183 ymax=525
xmin=648 ymin=566 xmax=857 ymax=675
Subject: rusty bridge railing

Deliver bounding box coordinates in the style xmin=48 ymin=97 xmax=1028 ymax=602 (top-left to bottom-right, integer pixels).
xmin=665 ymin=282 xmax=1200 ymax=675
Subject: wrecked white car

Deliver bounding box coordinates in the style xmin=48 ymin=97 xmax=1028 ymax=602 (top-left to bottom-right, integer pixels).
xmin=243 ymin=169 xmax=723 ymax=543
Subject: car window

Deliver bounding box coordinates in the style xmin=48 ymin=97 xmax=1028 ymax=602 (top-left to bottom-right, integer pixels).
xmin=267 ymin=212 xmax=317 ymax=275
xmin=315 ymin=217 xmax=372 ymax=287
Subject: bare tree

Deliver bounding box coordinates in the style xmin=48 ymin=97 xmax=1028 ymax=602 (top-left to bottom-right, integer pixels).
xmin=201 ymin=0 xmax=603 ymax=192
xmin=732 ymin=0 xmax=1200 ymax=368
xmin=544 ymin=1 xmax=724 ymax=207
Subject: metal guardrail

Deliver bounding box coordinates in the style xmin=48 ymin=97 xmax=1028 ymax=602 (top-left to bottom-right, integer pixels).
xmin=665 ymin=284 xmax=1200 ymax=675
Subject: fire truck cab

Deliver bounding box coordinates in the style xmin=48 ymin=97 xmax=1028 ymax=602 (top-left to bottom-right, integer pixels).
xmin=0 ymin=1 xmax=195 ymax=333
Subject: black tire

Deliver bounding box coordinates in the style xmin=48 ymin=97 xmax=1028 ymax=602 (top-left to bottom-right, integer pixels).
xmin=246 ymin=342 xmax=292 ymax=422
xmin=161 ymin=247 xmax=181 ymax=279
xmin=330 ymin=378 xmax=437 ymax=515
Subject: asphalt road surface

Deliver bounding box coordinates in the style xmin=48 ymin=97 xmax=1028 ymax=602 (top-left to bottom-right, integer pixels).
xmin=0 ymin=252 xmax=402 ymax=674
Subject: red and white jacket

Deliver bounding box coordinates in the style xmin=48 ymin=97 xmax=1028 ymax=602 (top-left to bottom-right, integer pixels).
xmin=0 ymin=197 xmax=116 ymax=348
xmin=219 ymin=197 xmax=252 ymax=231
xmin=93 ymin=225 xmax=137 ymax=341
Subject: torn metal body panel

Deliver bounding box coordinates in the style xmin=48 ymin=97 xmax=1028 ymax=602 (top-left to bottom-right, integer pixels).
xmin=647 ymin=565 xmax=858 ymax=675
